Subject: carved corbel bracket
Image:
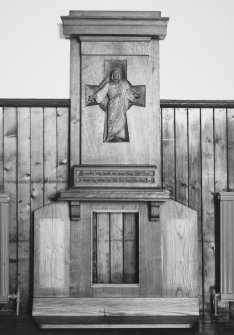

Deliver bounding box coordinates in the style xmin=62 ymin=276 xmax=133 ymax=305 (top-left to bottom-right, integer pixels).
xmin=70 ymin=201 xmax=80 ymax=221
xmin=149 ymin=201 xmax=160 ymax=221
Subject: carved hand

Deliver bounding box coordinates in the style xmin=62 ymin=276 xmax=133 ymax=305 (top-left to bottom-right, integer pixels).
xmin=133 ymin=91 xmax=140 ymax=99
xmin=88 ymin=95 xmax=96 ymax=102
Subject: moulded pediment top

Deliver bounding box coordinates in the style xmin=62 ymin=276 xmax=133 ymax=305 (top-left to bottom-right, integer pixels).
xmin=61 ymin=10 xmax=169 ymax=39
xmin=68 ymin=10 xmax=162 ymax=19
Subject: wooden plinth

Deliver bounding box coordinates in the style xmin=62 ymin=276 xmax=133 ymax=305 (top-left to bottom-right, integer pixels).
xmin=34 ymin=316 xmax=199 ymax=329
xmin=33 ymin=297 xmax=199 ymax=329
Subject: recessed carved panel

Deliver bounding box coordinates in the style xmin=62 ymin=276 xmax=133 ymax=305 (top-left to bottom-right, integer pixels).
xmin=85 ymin=60 xmax=146 ymax=143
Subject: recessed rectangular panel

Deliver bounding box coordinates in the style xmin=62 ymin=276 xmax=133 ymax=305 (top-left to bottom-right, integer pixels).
xmin=93 ymin=212 xmax=139 ymax=285
xmin=96 ymin=214 xmax=110 ymax=283
xmin=110 ymin=213 xmax=123 ymax=283
xmin=123 ymin=213 xmax=138 ymax=283
xmin=161 ymin=200 xmax=198 ymax=298
xmin=81 ymin=54 xmax=159 ymax=167
xmin=39 ymin=219 xmax=67 ymax=289
xmin=81 ymin=40 xmax=150 ymax=56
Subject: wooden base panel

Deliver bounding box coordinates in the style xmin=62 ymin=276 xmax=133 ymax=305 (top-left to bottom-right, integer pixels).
xmin=33 ymin=297 xmax=199 ymax=329
xmin=34 ymin=316 xmax=199 ymax=329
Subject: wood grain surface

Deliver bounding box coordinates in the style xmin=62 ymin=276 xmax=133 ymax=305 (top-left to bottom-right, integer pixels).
xmin=17 ymin=107 xmax=31 ymax=307
xmin=161 ymin=200 xmax=198 ymax=298
xmin=3 ymin=107 xmax=17 ymax=309
xmin=33 ymin=297 xmax=199 ymax=317
xmin=0 ymin=102 xmax=233 ymax=312
xmin=201 ymin=108 xmax=215 ymax=306
xmin=227 ymin=109 xmax=234 ymax=190
xmin=188 ymin=108 xmax=202 ymax=305
xmin=162 ymin=108 xmax=175 ymax=197
xmin=34 ymin=202 xmax=70 ymax=297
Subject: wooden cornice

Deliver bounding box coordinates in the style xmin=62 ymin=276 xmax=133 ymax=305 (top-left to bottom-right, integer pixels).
xmin=59 ymin=188 xmax=170 ymax=202
xmin=61 ymin=11 xmax=169 ymax=40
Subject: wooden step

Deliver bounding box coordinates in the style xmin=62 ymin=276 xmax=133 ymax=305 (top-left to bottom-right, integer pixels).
xmin=34 ymin=315 xmax=199 ymax=329
xmin=33 ymin=297 xmax=199 ymax=328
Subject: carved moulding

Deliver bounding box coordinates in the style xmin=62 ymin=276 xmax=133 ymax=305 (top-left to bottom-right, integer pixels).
xmin=61 ymin=11 xmax=169 ymax=39
xmin=60 ymin=165 xmax=170 ymax=222
xmin=60 ymin=189 xmax=169 ymax=222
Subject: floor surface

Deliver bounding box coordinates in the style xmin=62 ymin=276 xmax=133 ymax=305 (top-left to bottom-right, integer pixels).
xmin=1 ymin=312 xmax=234 ymax=335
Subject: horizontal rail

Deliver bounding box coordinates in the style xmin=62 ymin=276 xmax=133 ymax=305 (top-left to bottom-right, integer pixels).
xmin=160 ymin=100 xmax=234 ymax=108
xmin=0 ymin=99 xmax=70 ymax=107
xmin=1 ymin=99 xmax=234 ymax=108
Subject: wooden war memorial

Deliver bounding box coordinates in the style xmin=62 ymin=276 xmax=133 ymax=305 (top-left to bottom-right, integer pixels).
xmin=32 ymin=11 xmax=199 ymax=328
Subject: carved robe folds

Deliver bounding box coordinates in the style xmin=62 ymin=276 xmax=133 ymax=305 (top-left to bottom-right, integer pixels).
xmin=94 ymin=79 xmax=135 ymax=142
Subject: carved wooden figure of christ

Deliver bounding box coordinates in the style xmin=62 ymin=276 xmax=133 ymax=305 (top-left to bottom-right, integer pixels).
xmin=85 ymin=60 xmax=146 ymax=142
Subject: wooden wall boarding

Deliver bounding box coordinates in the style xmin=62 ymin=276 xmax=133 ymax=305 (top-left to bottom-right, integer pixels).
xmin=1 ymin=100 xmax=233 ymax=315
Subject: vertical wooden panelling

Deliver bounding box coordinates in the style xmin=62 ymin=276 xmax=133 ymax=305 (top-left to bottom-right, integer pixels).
xmin=3 ymin=107 xmax=17 ymax=303
xmin=71 ymin=202 xmax=92 ymax=297
xmin=201 ymin=108 xmax=215 ymax=306
xmin=227 ymin=109 xmax=234 ymax=299
xmin=214 ymin=109 xmax=228 ymax=307
xmin=220 ymin=200 xmax=233 ymax=294
xmin=70 ymin=218 xmax=79 ymax=296
xmin=70 ymin=38 xmax=81 ymax=167
xmin=149 ymin=39 xmax=161 ymax=185
xmin=56 ymin=107 xmax=69 ymax=193
xmin=214 ymin=108 xmax=227 ymax=192
xmin=175 ymin=108 xmax=188 ymax=206
xmin=0 ymin=198 xmax=10 ymax=300
xmin=1 ymin=102 xmax=234 ymax=311
xmin=188 ymin=108 xmax=202 ymax=305
xmin=110 ymin=213 xmax=123 ymax=283
xmin=44 ymin=108 xmax=57 ymax=204
xmin=227 ymin=109 xmax=234 ymax=190
xmin=30 ymin=108 xmax=44 ymax=212
xmin=92 ymin=213 xmax=97 ymax=284
xmin=123 ymin=213 xmax=137 ymax=283
xmin=140 ymin=203 xmax=161 ymax=296
xmin=0 ymin=107 xmax=3 ymax=193
xmin=97 ymin=213 xmax=110 ymax=283
xmin=162 ymin=108 xmax=175 ymax=198
xmin=17 ymin=107 xmax=31 ymax=309
xmin=0 ymin=104 xmax=71 ymax=310
xmin=69 ymin=37 xmax=81 ymax=298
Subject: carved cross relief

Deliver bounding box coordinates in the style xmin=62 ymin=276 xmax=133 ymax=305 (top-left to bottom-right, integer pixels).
xmin=85 ymin=60 xmax=146 ymax=142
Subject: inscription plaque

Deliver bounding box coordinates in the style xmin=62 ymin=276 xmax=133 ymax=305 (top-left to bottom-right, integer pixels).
xmin=73 ymin=165 xmax=157 ymax=188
